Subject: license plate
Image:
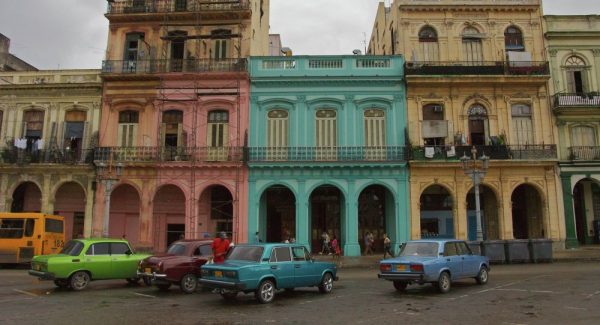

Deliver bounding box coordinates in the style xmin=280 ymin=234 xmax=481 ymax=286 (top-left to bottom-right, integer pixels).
xmin=214 ymin=271 xmax=223 ymax=278
xmin=395 ymin=264 xmax=407 ymax=272
xmin=145 ymin=268 xmax=151 ymax=274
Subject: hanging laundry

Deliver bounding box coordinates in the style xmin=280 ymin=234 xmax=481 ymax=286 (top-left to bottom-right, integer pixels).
xmin=425 ymin=147 xmax=435 ymax=159
xmin=447 ymin=146 xmax=456 ymax=157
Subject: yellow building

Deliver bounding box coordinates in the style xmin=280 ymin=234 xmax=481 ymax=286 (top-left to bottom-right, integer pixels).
xmin=0 ymin=70 xmax=102 ymax=240
xmin=369 ymin=0 xmax=564 ymax=248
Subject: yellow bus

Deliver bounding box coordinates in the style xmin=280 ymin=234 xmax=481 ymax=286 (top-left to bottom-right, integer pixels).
xmin=0 ymin=213 xmax=65 ymax=264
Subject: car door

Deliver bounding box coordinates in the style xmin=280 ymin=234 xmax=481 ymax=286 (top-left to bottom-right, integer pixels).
xmin=268 ymin=246 xmax=294 ymax=289
xmin=291 ymin=246 xmax=314 ymax=287
xmin=443 ymin=242 xmax=463 ymax=279
xmin=457 ymin=241 xmax=479 ymax=277
xmin=84 ymin=243 xmax=112 ymax=279
xmin=110 ymin=242 xmax=137 ymax=279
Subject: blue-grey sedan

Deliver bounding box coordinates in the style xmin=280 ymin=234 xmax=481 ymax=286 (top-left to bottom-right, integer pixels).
xmin=200 ymin=243 xmax=338 ymax=303
xmin=378 ymin=239 xmax=490 ymax=293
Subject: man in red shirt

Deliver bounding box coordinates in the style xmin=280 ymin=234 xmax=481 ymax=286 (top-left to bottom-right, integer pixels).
xmin=211 ymin=232 xmax=230 ymax=263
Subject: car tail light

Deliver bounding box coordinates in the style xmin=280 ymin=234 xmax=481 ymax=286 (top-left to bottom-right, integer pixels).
xmin=380 ymin=264 xmax=392 ymax=272
xmin=410 ymin=264 xmax=424 ymax=273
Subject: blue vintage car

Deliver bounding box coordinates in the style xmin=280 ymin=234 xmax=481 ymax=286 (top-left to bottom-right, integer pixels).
xmin=378 ymin=239 xmax=490 ymax=293
xmin=199 ymin=243 xmax=338 ymax=303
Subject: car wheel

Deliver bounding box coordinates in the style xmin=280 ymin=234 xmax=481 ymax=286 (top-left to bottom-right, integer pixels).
xmin=69 ymin=271 xmax=90 ymax=291
xmin=156 ymin=283 xmax=171 ymax=291
xmin=318 ymin=273 xmax=334 ymax=294
xmin=475 ymin=266 xmax=489 ymax=285
xmin=221 ymin=292 xmax=238 ymax=301
xmin=437 ymin=272 xmax=451 ymax=294
xmin=180 ymin=274 xmax=198 ymax=294
xmin=393 ymin=281 xmax=407 ymax=292
xmin=255 ymin=279 xmax=275 ymax=304
xmin=53 ymin=279 xmax=70 ymax=289
xmin=126 ymin=277 xmax=140 ymax=285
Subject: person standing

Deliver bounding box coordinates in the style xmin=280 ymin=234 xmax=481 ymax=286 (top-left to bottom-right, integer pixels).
xmin=211 ymin=232 xmax=230 ymax=263
xmin=331 ymin=235 xmax=341 ymax=263
xmin=321 ymin=231 xmax=331 ymax=255
xmin=364 ymin=232 xmax=374 ymax=255
xmin=383 ymin=233 xmax=394 ymax=259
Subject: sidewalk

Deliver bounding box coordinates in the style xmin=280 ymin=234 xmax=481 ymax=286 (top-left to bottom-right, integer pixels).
xmin=313 ymin=246 xmax=600 ymax=269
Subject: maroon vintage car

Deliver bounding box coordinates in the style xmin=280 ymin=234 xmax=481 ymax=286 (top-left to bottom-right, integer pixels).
xmin=137 ymin=239 xmax=213 ymax=294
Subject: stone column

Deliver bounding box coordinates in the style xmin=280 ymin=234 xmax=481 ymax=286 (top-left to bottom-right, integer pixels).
xmin=500 ymin=179 xmax=514 ymax=240
xmin=561 ymin=175 xmax=578 ymax=248
xmin=343 ymin=181 xmax=360 ymax=256
xmin=295 ymin=181 xmax=309 ymax=248
xmin=42 ymin=174 xmax=54 ymax=214
xmin=84 ymin=179 xmax=95 ymax=238
xmin=592 ymin=49 xmax=600 ymax=91
xmin=138 ymin=180 xmax=153 ymax=248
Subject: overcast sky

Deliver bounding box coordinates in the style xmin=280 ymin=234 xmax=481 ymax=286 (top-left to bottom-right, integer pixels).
xmin=0 ymin=0 xmax=598 ymax=69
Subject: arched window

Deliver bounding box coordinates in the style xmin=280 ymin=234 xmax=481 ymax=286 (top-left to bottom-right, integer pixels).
xmin=462 ymin=27 xmax=483 ymax=63
xmin=565 ymin=56 xmax=588 ymax=93
xmin=118 ymin=110 xmax=139 ymax=147
xmin=505 ymin=26 xmax=524 ymax=51
xmin=511 ymin=104 xmax=534 ymax=145
xmin=468 ymin=104 xmax=488 ymax=145
xmin=267 ymin=110 xmax=289 ymax=160
xmin=418 ymin=26 xmax=439 ymax=62
xmin=162 ymin=110 xmax=184 ymax=147
xmin=316 ymin=109 xmax=337 ymax=161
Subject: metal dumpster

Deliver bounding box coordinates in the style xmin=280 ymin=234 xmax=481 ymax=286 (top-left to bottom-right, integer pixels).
xmin=529 ymin=239 xmax=553 ymax=263
xmin=505 ymin=239 xmax=530 ymax=263
xmin=467 ymin=241 xmax=482 ymax=256
xmin=481 ymin=240 xmax=506 ymax=264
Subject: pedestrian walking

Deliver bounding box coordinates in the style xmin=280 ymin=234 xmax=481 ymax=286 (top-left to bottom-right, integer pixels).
xmin=331 ymin=235 xmax=341 ymax=264
xmin=383 ymin=233 xmax=394 ymax=258
xmin=321 ymin=231 xmax=331 ymax=255
xmin=364 ymin=232 xmax=374 ymax=255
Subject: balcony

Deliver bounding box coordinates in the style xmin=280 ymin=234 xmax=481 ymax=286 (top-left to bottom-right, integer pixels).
xmin=0 ymin=148 xmax=94 ymax=165
xmin=107 ymin=0 xmax=250 ymax=15
xmin=94 ymin=146 xmax=244 ymax=163
xmin=247 ymin=146 xmax=408 ymax=163
xmin=101 ymin=59 xmax=247 ymax=75
xmin=405 ymin=61 xmax=549 ymax=76
xmin=411 ymin=145 xmax=557 ymax=161
xmin=569 ymin=146 xmax=600 ymax=161
xmin=553 ymin=93 xmax=600 ymax=109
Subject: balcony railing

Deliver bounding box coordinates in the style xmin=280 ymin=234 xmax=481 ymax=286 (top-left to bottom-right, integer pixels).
xmin=247 ymin=146 xmax=408 ymax=163
xmin=94 ymin=147 xmax=244 ymax=163
xmin=102 ymin=59 xmax=247 ymax=74
xmin=405 ymin=61 xmax=549 ymax=76
xmin=569 ymin=146 xmax=600 ymax=161
xmin=107 ymin=0 xmax=250 ymax=15
xmin=0 ymin=148 xmax=94 ymax=165
xmin=553 ymin=93 xmax=600 ymax=108
xmin=411 ymin=145 xmax=557 ymax=161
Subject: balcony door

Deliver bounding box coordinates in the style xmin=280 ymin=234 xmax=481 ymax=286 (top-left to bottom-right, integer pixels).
xmin=23 ymin=110 xmax=44 ymax=152
xmin=511 ymin=104 xmax=534 ymax=146
xmin=565 ymin=56 xmax=588 ymax=94
xmin=207 ymin=110 xmax=228 ymax=161
xmin=118 ymin=111 xmax=138 ymax=148
xmin=267 ymin=110 xmax=289 ymax=160
xmin=468 ymin=105 xmax=488 ymax=146
xmin=571 ymin=126 xmax=597 ymax=160
xmin=315 ymin=110 xmax=337 ymax=161
xmin=161 ymin=110 xmax=184 ymax=161
xmin=123 ymin=33 xmax=144 ymax=73
xmin=212 ymin=29 xmax=231 ymax=60
xmin=462 ymin=27 xmax=483 ymax=64
xmin=364 ymin=109 xmax=386 ymax=160
xmin=63 ymin=110 xmax=87 ymax=161
xmin=169 ymin=31 xmax=187 ymax=72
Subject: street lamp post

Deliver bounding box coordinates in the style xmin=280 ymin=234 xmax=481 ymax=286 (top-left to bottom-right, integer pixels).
xmin=460 ymin=147 xmax=489 ymax=241
xmin=96 ymin=155 xmax=123 ymax=238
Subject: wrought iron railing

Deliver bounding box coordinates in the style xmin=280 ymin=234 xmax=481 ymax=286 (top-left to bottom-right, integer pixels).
xmin=405 ymin=61 xmax=549 ymax=76
xmin=569 ymin=146 xmax=600 ymax=161
xmin=411 ymin=145 xmax=557 ymax=160
xmin=247 ymin=146 xmax=408 ymax=162
xmin=0 ymin=148 xmax=94 ymax=165
xmin=102 ymin=59 xmax=246 ymax=74
xmin=107 ymin=0 xmax=250 ymax=15
xmin=94 ymin=146 xmax=244 ymax=163
xmin=553 ymin=93 xmax=600 ymax=108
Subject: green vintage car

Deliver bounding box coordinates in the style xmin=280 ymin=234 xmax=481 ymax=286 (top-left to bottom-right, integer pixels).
xmin=28 ymin=238 xmax=150 ymax=291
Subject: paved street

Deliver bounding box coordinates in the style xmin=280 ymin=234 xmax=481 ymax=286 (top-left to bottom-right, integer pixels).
xmin=1 ymin=263 xmax=599 ymax=325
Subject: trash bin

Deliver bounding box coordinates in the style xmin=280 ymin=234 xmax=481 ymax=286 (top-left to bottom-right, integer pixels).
xmin=529 ymin=239 xmax=553 ymax=263
xmin=594 ymin=220 xmax=600 ymax=244
xmin=481 ymin=240 xmax=506 ymax=264
xmin=467 ymin=241 xmax=482 ymax=256
xmin=505 ymin=239 xmax=530 ymax=264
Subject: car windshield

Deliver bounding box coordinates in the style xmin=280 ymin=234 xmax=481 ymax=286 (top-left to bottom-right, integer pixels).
xmin=226 ymin=246 xmax=264 ymax=262
xmin=167 ymin=243 xmax=187 ymax=256
xmin=60 ymin=240 xmax=84 ymax=256
xmin=399 ymin=242 xmax=439 ymax=257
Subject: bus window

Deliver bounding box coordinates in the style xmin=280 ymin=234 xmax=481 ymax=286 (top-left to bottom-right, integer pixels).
xmin=25 ymin=219 xmax=35 ymax=237
xmin=0 ymin=219 xmax=24 ymax=239
xmin=45 ymin=218 xmax=64 ymax=233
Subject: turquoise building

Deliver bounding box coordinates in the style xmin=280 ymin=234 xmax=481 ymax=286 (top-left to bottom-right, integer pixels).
xmin=247 ymin=55 xmax=408 ymax=256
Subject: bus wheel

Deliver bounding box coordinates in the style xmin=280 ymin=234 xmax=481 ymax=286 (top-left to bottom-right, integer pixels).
xmin=54 ymin=279 xmax=69 ymax=289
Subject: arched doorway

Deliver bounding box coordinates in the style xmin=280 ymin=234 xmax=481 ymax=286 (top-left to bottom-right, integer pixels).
xmin=358 ymin=185 xmax=394 ymax=254
xmin=572 ymin=179 xmax=600 ymax=245
xmin=198 ymin=185 xmax=234 ymax=240
xmin=512 ymin=184 xmax=544 ymax=239
xmin=153 ymin=185 xmax=186 ymax=252
xmin=11 ymin=182 xmax=42 ymax=212
xmin=310 ymin=186 xmax=343 ymax=254
xmin=468 ymin=104 xmax=489 ymax=145
xmin=109 ymin=184 xmax=140 ymax=246
xmin=466 ymin=185 xmax=499 ymax=240
xmin=54 ymin=182 xmax=86 ymax=241
xmin=259 ymin=186 xmax=295 ymax=243
xmin=420 ymin=185 xmax=454 ymax=238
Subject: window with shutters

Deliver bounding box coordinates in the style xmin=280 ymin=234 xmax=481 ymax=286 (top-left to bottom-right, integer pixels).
xmin=418 ymin=26 xmax=439 ymax=62
xmin=207 ymin=110 xmax=228 ymax=161
xmin=505 ymin=26 xmax=524 ymax=52
xmin=565 ymin=56 xmax=588 ymax=94
xmin=315 ymin=109 xmax=337 ymax=161
xmin=64 ymin=110 xmax=87 ymax=159
xmin=123 ymin=33 xmax=144 ymax=72
xmin=117 ymin=110 xmax=138 ymax=147
xmin=23 ymin=110 xmax=44 ymax=151
xmin=511 ymin=104 xmax=534 ymax=146
xmin=364 ymin=109 xmax=386 ymax=160
xmin=212 ymin=30 xmax=231 ymax=60
xmin=571 ymin=126 xmax=597 ymax=160
xmin=267 ymin=110 xmax=289 ymax=161
xmin=462 ymin=27 xmax=483 ymax=64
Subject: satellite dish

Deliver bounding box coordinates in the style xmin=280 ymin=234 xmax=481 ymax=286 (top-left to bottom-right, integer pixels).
xmin=352 ymin=49 xmax=362 ymax=55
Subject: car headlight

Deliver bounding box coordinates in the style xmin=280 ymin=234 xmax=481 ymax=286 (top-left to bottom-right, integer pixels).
xmin=200 ymin=268 xmax=209 ymax=276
